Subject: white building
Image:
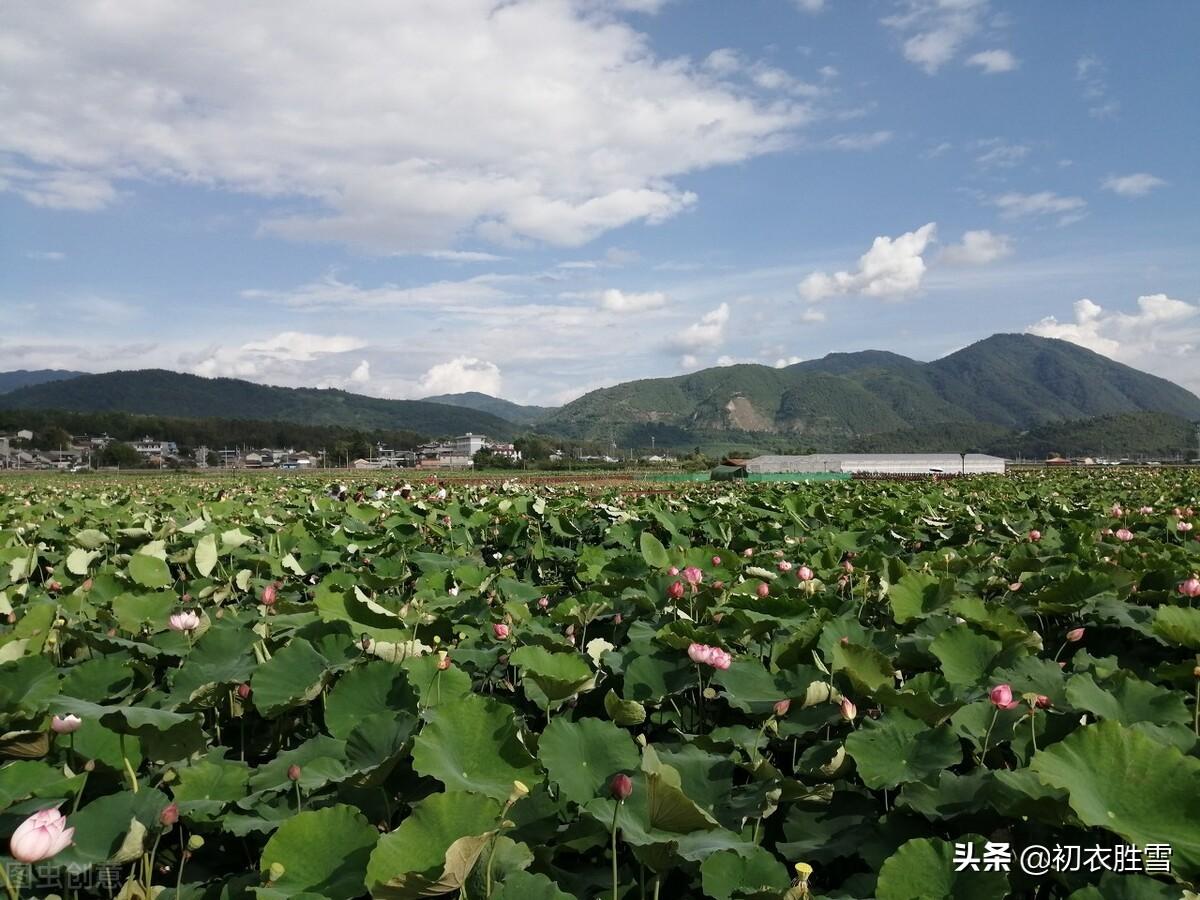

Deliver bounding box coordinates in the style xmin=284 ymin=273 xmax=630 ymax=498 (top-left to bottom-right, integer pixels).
xmin=745 ymin=453 xmax=1006 ymax=475
xmin=133 ymin=437 xmax=179 ymax=459
xmin=454 ymin=433 xmax=487 ymax=457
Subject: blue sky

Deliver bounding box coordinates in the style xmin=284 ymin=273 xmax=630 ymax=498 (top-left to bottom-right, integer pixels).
xmin=2 ymin=0 xmax=1197 ymax=404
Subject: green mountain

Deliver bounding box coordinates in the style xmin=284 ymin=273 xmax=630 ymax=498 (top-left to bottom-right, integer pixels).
xmin=420 ymin=391 xmax=553 ymax=425
xmin=542 ymin=334 xmax=1200 ymax=446
xmin=0 ymin=369 xmax=86 ymax=393
xmin=0 ymin=370 xmax=518 ymax=439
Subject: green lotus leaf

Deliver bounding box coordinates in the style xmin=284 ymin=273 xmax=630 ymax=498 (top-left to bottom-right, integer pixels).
xmin=491 ymin=870 xmax=575 ymax=900
xmin=366 ymin=791 xmax=500 ymax=899
xmin=699 ymin=846 xmax=790 ymax=900
xmin=1030 ymin=720 xmax=1200 ymax=880
xmin=129 ymin=553 xmax=172 ymax=588
xmin=876 ymin=837 xmax=1009 ymax=900
xmin=604 ymin=689 xmax=647 ymax=726
xmin=324 ymin=661 xmax=418 ymax=739
xmin=845 ymin=712 xmax=962 ymax=789
xmin=928 ymin=625 xmax=1002 ymax=687
xmin=830 ymin=641 xmax=895 ymax=693
xmin=411 ymin=695 xmax=539 ymax=801
xmin=537 ymin=715 xmax=640 ymax=805
xmin=257 ymin=804 xmax=379 ymax=899
xmin=250 ymin=639 xmax=331 ymax=718
xmin=1152 ymin=605 xmax=1200 ymax=648
xmin=1064 ymin=673 xmax=1190 ymax=727
xmin=195 ymin=532 xmax=219 ymax=577
xmin=888 ymin=572 xmax=950 ymax=625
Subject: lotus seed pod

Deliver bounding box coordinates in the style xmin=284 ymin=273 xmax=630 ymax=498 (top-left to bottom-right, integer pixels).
xmin=187 ymin=835 xmax=205 ymax=851
xmin=268 ymin=862 xmax=286 ymax=882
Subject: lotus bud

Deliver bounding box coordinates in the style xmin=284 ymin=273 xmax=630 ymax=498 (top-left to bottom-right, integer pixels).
xmin=159 ymin=803 xmax=179 ymax=827
xmin=1034 ymin=695 xmax=1052 ymax=709
xmin=742 ymin=547 xmax=754 ymax=557
xmin=773 ymin=699 xmax=791 ymax=717
xmin=711 ymin=556 xmax=722 ymax=566
xmin=1009 ymin=582 xmax=1022 ymax=592
xmin=756 ymin=581 xmax=770 ymax=598
xmin=261 ymin=583 xmax=278 ymax=606
xmin=8 ymin=808 xmax=75 ymax=863
xmin=82 ymin=578 xmax=93 ymax=591
xmin=839 ymin=697 xmax=857 ymax=722
xmin=287 ymin=764 xmax=302 ymax=782
xmin=609 ymin=773 xmax=633 ymax=801
xmin=667 ymin=566 xmax=679 ymax=576
xmin=682 ymin=566 xmax=703 ymax=586
xmin=492 ymin=623 xmax=510 ymax=640
xmin=778 ymin=561 xmax=793 ymax=573
xmin=1179 ymin=577 xmax=1200 ymax=599
xmin=1028 ymin=529 xmax=1041 ymax=542
xmin=51 ymin=714 xmax=82 ymax=734
xmin=538 ymin=596 xmax=549 ymax=608
xmin=712 ymin=580 xmax=724 ymax=590
xmin=1115 ymin=528 xmax=1133 ymax=542
xmin=666 ymin=581 xmax=685 ymax=601
xmin=237 ymin=683 xmax=252 ymax=700
xmin=796 ymin=566 xmax=814 ymax=582
xmin=1066 ymin=627 xmax=1085 ymax=642
xmin=437 ymin=650 xmax=451 ymax=670
xmin=988 ymin=683 xmax=1019 ymax=710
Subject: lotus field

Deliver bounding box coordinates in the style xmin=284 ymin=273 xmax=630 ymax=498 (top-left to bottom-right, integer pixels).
xmin=3 ymin=472 xmax=1200 ymax=900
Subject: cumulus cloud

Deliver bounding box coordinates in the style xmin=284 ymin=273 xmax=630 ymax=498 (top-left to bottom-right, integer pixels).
xmin=882 ymin=0 xmax=990 ymax=74
xmin=673 ymin=303 xmax=731 ymax=350
xmin=1027 ymin=294 xmax=1200 ymax=391
xmin=349 ymin=360 xmax=371 ymax=384
xmin=187 ymin=331 xmax=367 ymax=379
xmin=966 ymin=49 xmax=1017 ymax=73
xmin=0 ymin=2 xmax=804 ymax=252
xmin=991 ymin=191 xmax=1086 ymax=224
xmin=416 ymin=356 xmax=503 ymax=396
xmin=798 ymin=223 xmax=937 ymax=302
xmin=940 ymin=229 xmax=1013 ymax=265
xmin=774 ymin=355 xmax=804 ymax=367
xmin=598 ymin=289 xmax=669 ymax=312
xmin=1101 ymin=173 xmax=1167 ymax=197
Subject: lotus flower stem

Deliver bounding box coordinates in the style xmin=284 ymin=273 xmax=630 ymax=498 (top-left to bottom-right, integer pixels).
xmin=1194 ymin=682 xmax=1199 ymax=737
xmin=610 ymin=801 xmax=621 ymax=900
xmin=120 ymin=734 xmax=139 ymax=793
xmin=70 ymin=765 xmax=90 ymax=816
xmin=1029 ymin=712 xmax=1038 ymax=753
xmin=1 ymin=863 xmax=20 ymax=900
xmin=981 ymin=707 xmax=1000 ymax=762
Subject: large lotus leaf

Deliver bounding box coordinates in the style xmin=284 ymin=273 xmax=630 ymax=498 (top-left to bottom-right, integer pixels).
xmin=257 ymin=804 xmax=379 ymax=899
xmin=60 ymin=653 xmax=137 ymax=702
xmin=314 ymin=576 xmax=412 ymax=642
xmin=69 ymin=719 xmax=144 ymax=772
xmin=888 ymin=572 xmax=950 ymax=625
xmin=845 ymin=712 xmax=962 ymax=789
xmin=0 ymin=760 xmax=84 ymax=810
xmin=401 ymin=654 xmax=474 ymax=709
xmin=1152 ymin=605 xmax=1200 ymax=648
xmin=194 ymin=533 xmax=219 ymax=577
xmin=246 ymin=735 xmax=349 ymax=795
xmin=52 ymin=695 xmax=199 ymax=735
xmin=411 ymin=695 xmax=539 ymax=801
xmin=344 ymin=712 xmax=417 ymax=786
xmin=128 ymin=553 xmax=172 ymax=589
xmin=896 ymin=770 xmax=994 ymax=820
xmin=1064 ymin=673 xmax=1190 ymax=727
xmin=654 ymin=744 xmax=736 ymax=822
xmin=928 ymin=626 xmax=1002 ymax=687
xmin=172 ymin=756 xmax=251 ymax=806
xmin=73 ymin=529 xmax=109 ymax=550
xmin=251 ymin=639 xmax=331 ymax=718
xmin=830 ymin=641 xmax=895 ymax=693
xmin=699 ymin=846 xmax=790 ymax=900
xmin=54 ymin=788 xmax=171 ymax=867
xmin=169 ymin=621 xmax=259 ymax=702
xmin=537 ymin=716 xmax=640 ymax=805
xmin=1030 ymin=720 xmax=1200 ymax=879
xmin=111 ymin=591 xmax=177 ymax=632
xmin=711 ymin=660 xmax=817 ymax=713
xmin=366 ymin=791 xmax=500 ymax=899
xmin=492 ymin=870 xmax=575 ymax=900
xmin=622 ymin=649 xmax=694 ymax=702
xmin=876 ymin=837 xmax=1009 ymax=900
xmin=325 ymin=661 xmax=417 ymax=739
xmin=510 ymin=645 xmax=595 ymax=706
xmin=640 ymin=532 xmax=671 ymax=569
xmin=1066 ymin=873 xmax=1185 ymax=899
xmin=66 ymin=547 xmax=100 ymax=575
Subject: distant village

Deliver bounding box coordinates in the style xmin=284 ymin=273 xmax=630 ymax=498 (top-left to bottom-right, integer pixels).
xmin=0 ymin=428 xmax=669 ymax=471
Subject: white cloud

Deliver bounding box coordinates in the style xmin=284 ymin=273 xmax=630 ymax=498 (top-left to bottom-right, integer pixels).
xmin=883 ymin=0 xmax=990 ymax=74
xmin=1027 ymin=294 xmax=1200 ymax=391
xmin=991 ymin=191 xmax=1086 ymax=224
xmin=793 ymin=0 xmax=827 ymax=12
xmin=799 ymin=308 xmax=827 ymax=323
xmin=966 ymin=49 xmax=1017 ymax=73
xmin=187 ymin=331 xmax=367 ymax=380
xmin=798 ymin=222 xmax=937 ymax=302
xmin=598 ymin=289 xmax=669 ymax=312
xmin=941 ymin=229 xmax=1013 ymax=265
xmin=349 ymin=360 xmax=371 ymax=384
xmin=421 ymin=250 xmax=509 ymax=263
xmin=823 ymin=131 xmax=893 ymax=151
xmin=974 ymin=139 xmax=1028 ymax=168
xmin=416 ymin=356 xmax=503 ymax=396
xmin=242 ymin=272 xmax=511 ymax=310
xmin=674 ymin=303 xmax=731 ymax=350
xmin=238 ymin=332 xmax=369 ymax=362
xmin=1076 ymin=54 xmax=1120 ymax=119
xmin=0 ymin=1 xmax=804 ymax=252
xmin=24 ymin=250 xmax=66 ymax=261
xmin=774 ymin=355 xmax=804 ymax=367
xmin=1101 ymin=173 xmax=1167 ymax=197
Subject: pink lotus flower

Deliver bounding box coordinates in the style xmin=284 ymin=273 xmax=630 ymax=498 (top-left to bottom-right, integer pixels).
xmin=742 ymin=547 xmax=754 ymax=557
xmin=1009 ymin=582 xmax=1022 ymax=592
xmin=773 ymin=699 xmax=791 ymax=717
xmin=492 ymin=623 xmax=510 ymax=640
xmin=609 ymin=773 xmax=633 ymax=801
xmin=168 ymin=611 xmax=200 ymax=632
xmin=51 ymin=715 xmax=82 ymax=734
xmin=1179 ymin=521 xmax=1195 ymax=533
xmin=159 ymin=803 xmax=179 ymax=827
xmin=538 ymin=596 xmax=549 ymax=609
xmin=287 ymin=764 xmax=302 ymax=782
xmin=667 ymin=581 xmax=685 ymax=601
xmin=711 ymin=556 xmax=722 ymax=566
xmin=1139 ymin=506 xmax=1154 ymax=515
xmin=667 ymin=566 xmax=679 ymax=576
xmin=796 ymin=566 xmax=814 ymax=582
xmin=1028 ymin=529 xmax=1042 ymax=542
xmin=1066 ymin=627 xmax=1085 ymax=642
xmin=237 ymin=683 xmax=251 ymax=700
xmin=9 ymin=808 xmax=74 ymax=863
xmin=261 ymin=583 xmax=278 ymax=606
xmin=755 ymin=581 xmax=770 ymax=598
xmin=841 ymin=560 xmax=854 ymax=573
xmin=1110 ymin=504 xmax=1124 ymax=517
xmin=687 ymin=643 xmax=732 ymax=670
xmin=840 ymin=698 xmax=857 ymax=722
xmin=682 ymin=566 xmax=703 ymax=586
xmin=1115 ymin=528 xmax=1134 ymax=542
xmin=711 ymin=580 xmax=724 ymax=590
xmin=989 ymin=684 xmax=1019 ymax=710
xmin=777 ymin=561 xmax=793 ymax=573
xmin=1179 ymin=577 xmax=1200 ymax=599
